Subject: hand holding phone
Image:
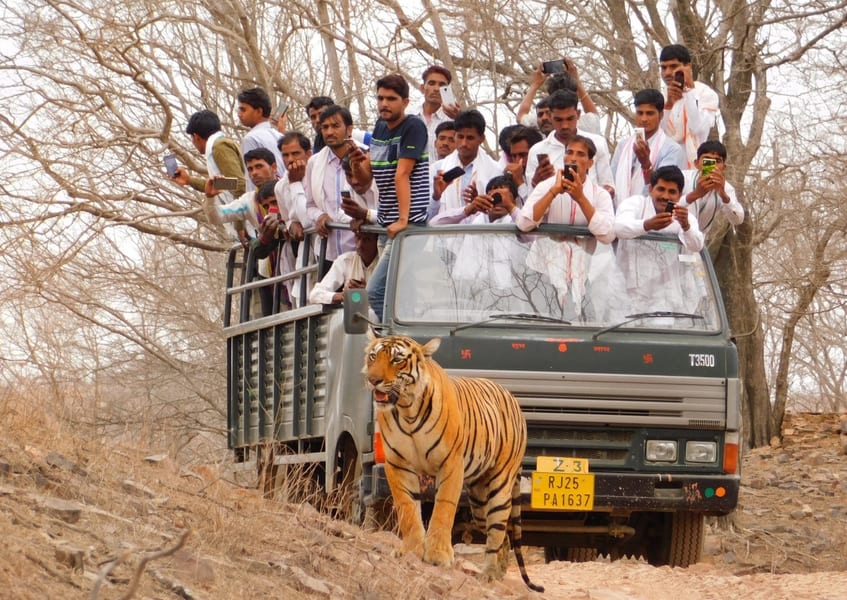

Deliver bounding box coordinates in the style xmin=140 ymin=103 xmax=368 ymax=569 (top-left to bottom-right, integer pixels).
xmin=212 ymin=177 xmax=239 ymax=190
xmin=439 ymin=85 xmax=457 ymax=106
xmin=542 ymin=59 xmax=565 ymax=74
xmin=665 ymin=201 xmax=677 ymax=213
xmin=700 ymin=158 xmax=717 ymax=178
xmin=441 ymin=165 xmax=465 ymax=184
xmin=164 ymin=154 xmax=178 ymax=178
xmin=491 ymin=192 xmax=502 ymax=206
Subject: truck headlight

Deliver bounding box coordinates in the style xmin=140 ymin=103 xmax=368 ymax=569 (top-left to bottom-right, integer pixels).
xmin=645 ymin=440 xmax=677 ymax=462
xmin=685 ymin=441 xmax=717 ymax=463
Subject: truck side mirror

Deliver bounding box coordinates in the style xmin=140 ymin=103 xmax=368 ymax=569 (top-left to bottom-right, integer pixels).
xmin=343 ymin=289 xmax=372 ymax=334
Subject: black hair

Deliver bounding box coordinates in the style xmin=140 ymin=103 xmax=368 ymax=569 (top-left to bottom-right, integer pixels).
xmin=237 ymin=87 xmax=272 ymax=117
xmin=258 ymin=181 xmax=277 ymax=200
xmin=567 ymin=135 xmax=597 ymax=159
xmin=376 ymin=73 xmax=410 ymax=99
xmin=650 ymin=165 xmax=685 ymax=190
xmin=306 ymin=96 xmax=334 ymax=112
xmin=422 ymin=65 xmax=452 ymax=85
xmin=659 ymin=44 xmax=692 ymax=64
xmin=278 ymin=131 xmax=312 ymax=153
xmin=546 ymin=72 xmax=578 ymax=95
xmin=243 ymin=148 xmax=276 ymax=166
xmin=547 ymin=89 xmax=579 ymax=111
xmin=498 ymin=124 xmax=521 ymax=154
xmin=507 ymin=125 xmax=544 ymax=151
xmin=697 ymin=140 xmax=728 ymax=160
xmin=633 ymin=88 xmax=665 ymax=111
xmin=434 ymin=121 xmax=456 ymax=136
xmin=536 ymin=96 xmax=551 ymax=110
xmin=185 ymin=110 xmax=221 ymax=139
xmin=486 ymin=175 xmax=519 ymax=199
xmin=319 ymin=104 xmax=353 ymax=127
xmin=453 ymin=109 xmax=486 ymax=136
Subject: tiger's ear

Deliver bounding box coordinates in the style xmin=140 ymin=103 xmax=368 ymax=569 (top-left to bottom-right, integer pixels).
xmin=421 ymin=337 xmax=441 ymax=357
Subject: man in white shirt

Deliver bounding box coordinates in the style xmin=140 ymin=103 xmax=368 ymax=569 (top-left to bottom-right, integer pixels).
xmin=615 ymin=165 xmax=705 ymax=314
xmin=309 ymin=231 xmax=379 ymax=305
xmin=430 ymin=175 xmax=520 ymax=225
xmin=659 ymin=44 xmax=721 ymax=168
xmin=411 ymin=65 xmax=460 ymax=160
xmin=502 ymin=126 xmax=544 ymax=205
xmin=518 ymin=135 xmax=615 ymax=241
xmin=612 ymin=88 xmax=687 ymax=207
xmin=237 ymin=87 xmax=285 ymax=188
xmin=430 ymin=109 xmax=502 ymax=217
xmin=614 ymin=165 xmax=703 ymax=252
xmin=681 ymin=141 xmax=744 ymax=233
xmin=525 ymin=90 xmax=615 ymax=199
xmin=304 ymin=105 xmax=363 ymax=268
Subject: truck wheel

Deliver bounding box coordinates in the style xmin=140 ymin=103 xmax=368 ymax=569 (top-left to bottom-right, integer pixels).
xmin=543 ymin=546 xmax=598 ymax=563
xmin=331 ymin=438 xmax=363 ymax=524
xmin=646 ymin=512 xmax=704 ymax=567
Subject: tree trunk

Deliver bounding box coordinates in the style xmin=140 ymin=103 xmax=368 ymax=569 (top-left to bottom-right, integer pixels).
xmin=712 ymin=221 xmax=772 ymax=448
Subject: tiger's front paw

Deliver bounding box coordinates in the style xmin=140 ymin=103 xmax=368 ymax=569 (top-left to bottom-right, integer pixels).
xmin=397 ymin=535 xmax=424 ymax=559
xmin=422 ymin=535 xmax=454 ymax=566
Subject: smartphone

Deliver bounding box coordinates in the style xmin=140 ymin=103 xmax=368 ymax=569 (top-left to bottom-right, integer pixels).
xmin=674 ymin=70 xmax=685 ymax=86
xmin=273 ymin=100 xmax=289 ymax=121
xmin=537 ymin=153 xmax=549 ymax=163
xmin=213 ymin=176 xmax=239 ymax=190
xmin=267 ymin=205 xmax=279 ymax=215
xmin=441 ymin=165 xmax=465 ymax=184
xmin=439 ymin=84 xmax=457 ymax=106
xmin=542 ymin=59 xmax=565 ymax=74
xmin=340 ymin=190 xmax=352 ymax=201
xmin=700 ymin=157 xmax=718 ymax=177
xmin=665 ymin=201 xmax=676 ymax=213
xmin=634 ymin=127 xmax=646 ymax=143
xmin=491 ymin=192 xmax=502 ymax=206
xmin=163 ymin=154 xmax=178 ymax=178
xmin=563 ymin=162 xmax=577 ymax=182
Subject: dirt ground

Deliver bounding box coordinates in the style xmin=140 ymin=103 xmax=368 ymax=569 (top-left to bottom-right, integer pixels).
xmin=0 ymin=405 xmax=844 ymax=599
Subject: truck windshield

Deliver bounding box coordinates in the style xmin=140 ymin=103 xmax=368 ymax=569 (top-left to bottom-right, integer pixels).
xmin=391 ymin=227 xmax=722 ymax=333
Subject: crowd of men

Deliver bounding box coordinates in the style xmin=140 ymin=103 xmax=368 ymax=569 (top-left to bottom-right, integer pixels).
xmin=168 ymin=44 xmax=745 ymax=320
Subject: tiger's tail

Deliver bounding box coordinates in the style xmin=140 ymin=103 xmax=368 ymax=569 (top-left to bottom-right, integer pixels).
xmin=509 ymin=476 xmax=544 ymax=593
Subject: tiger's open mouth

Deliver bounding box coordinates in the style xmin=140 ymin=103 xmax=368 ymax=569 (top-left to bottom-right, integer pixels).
xmin=372 ymin=389 xmax=397 ymax=404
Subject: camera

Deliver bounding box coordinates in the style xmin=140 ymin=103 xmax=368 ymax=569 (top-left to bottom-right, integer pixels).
xmin=491 ymin=192 xmax=503 ymax=206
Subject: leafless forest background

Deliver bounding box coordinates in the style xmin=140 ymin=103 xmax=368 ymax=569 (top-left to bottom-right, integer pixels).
xmin=0 ymin=0 xmax=845 ymax=458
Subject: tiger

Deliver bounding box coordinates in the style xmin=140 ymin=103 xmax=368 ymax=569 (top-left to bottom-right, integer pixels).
xmin=363 ymin=331 xmax=543 ymax=592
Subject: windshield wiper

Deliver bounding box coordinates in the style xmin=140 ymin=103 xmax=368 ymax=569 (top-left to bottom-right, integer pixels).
xmin=450 ymin=312 xmax=572 ymax=336
xmin=592 ymin=311 xmax=705 ymax=340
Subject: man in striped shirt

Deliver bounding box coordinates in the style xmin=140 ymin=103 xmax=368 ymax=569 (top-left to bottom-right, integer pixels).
xmin=365 ymin=73 xmax=430 ymax=320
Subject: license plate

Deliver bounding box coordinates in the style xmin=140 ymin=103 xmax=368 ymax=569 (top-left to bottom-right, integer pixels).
xmin=531 ymin=472 xmax=595 ymax=510
xmin=535 ymin=456 xmax=590 ymax=474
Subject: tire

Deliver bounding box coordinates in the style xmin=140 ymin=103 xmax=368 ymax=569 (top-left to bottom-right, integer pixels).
xmin=543 ymin=546 xmax=598 ymax=563
xmin=646 ymin=512 xmax=704 ymax=567
xmin=330 ymin=438 xmax=363 ymax=524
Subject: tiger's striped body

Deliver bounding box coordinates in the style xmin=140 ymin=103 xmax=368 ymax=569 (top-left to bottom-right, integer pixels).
xmin=364 ymin=333 xmax=542 ymax=592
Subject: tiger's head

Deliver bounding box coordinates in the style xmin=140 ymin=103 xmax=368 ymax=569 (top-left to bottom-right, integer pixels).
xmin=363 ymin=330 xmax=441 ymax=406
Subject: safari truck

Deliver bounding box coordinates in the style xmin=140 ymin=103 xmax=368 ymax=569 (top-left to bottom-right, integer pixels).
xmin=223 ymin=223 xmax=741 ymax=566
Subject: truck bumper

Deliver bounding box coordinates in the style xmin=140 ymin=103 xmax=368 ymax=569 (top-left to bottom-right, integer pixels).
xmin=363 ymin=464 xmax=739 ymax=515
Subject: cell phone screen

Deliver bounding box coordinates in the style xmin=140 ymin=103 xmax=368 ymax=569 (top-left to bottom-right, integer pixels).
xmin=542 ymin=60 xmax=565 ymax=74
xmin=164 ymin=154 xmax=178 ymax=178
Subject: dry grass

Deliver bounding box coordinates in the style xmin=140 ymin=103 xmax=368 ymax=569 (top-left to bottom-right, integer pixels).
xmin=0 ymin=390 xmax=527 ymax=600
